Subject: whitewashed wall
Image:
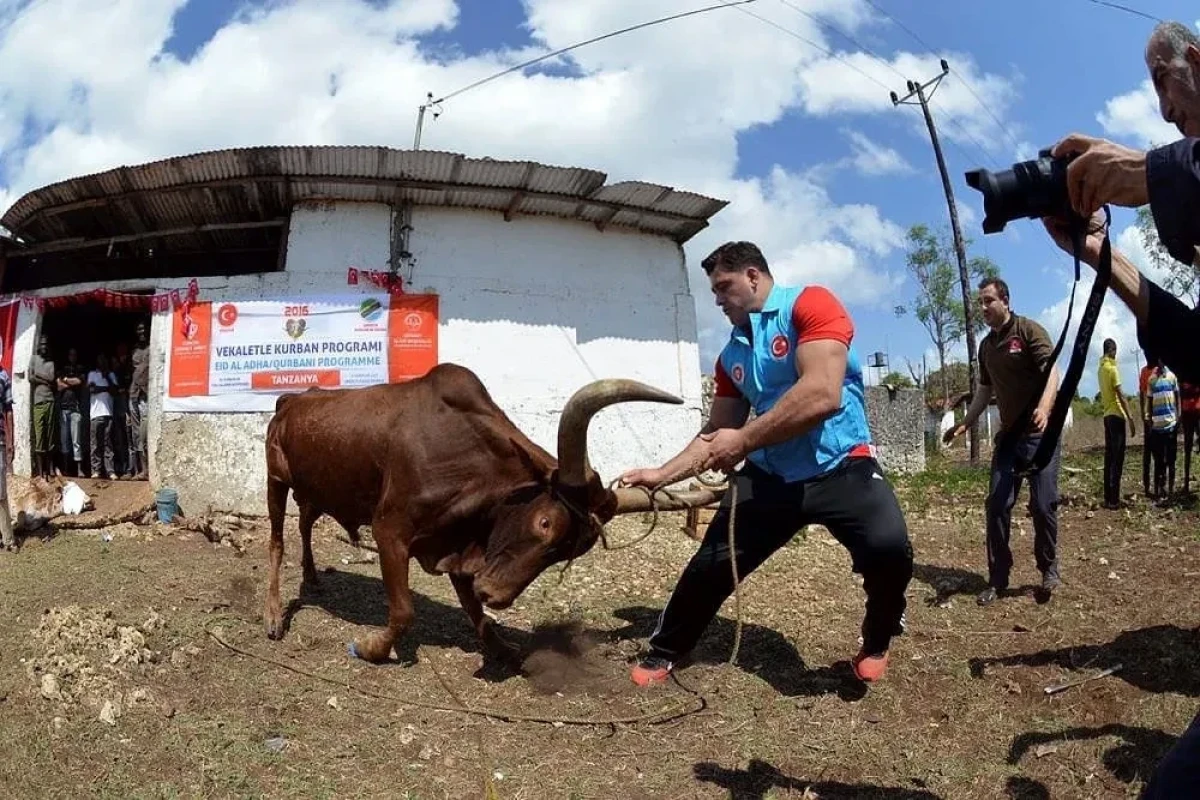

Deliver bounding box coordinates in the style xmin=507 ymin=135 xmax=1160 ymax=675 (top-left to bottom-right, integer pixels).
xmin=12 ymin=201 xmax=705 ymax=515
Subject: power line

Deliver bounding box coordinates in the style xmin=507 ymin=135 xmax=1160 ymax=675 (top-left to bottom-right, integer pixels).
xmin=861 ymin=0 xmax=1023 ymax=159
xmin=1083 ymin=0 xmax=1162 ymax=22
xmin=413 ymin=0 xmax=761 ymax=147
xmin=725 ymin=2 xmax=892 ymax=92
xmin=770 ymin=0 xmax=1010 ymax=166
xmin=861 ymin=0 xmax=939 ymax=54
xmin=773 ymin=0 xmax=906 ymax=82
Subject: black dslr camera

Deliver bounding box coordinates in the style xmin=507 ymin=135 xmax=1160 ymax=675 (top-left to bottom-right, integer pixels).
xmin=964 ymin=149 xmax=1081 ymax=234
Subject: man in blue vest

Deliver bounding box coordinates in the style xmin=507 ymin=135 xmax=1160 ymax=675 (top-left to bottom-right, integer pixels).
xmin=619 ymin=241 xmax=914 ymax=686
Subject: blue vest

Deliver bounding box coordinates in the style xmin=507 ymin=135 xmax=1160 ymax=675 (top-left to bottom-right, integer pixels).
xmin=717 ymin=284 xmax=873 ymax=482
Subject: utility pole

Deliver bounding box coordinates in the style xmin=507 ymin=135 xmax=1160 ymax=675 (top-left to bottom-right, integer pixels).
xmin=891 ymin=60 xmax=982 ymax=465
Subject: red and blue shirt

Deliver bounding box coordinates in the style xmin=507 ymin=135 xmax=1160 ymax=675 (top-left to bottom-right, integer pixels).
xmin=713 ymin=284 xmax=874 ymax=482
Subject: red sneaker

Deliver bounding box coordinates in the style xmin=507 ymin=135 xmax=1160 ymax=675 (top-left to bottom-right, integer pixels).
xmin=852 ymin=650 xmax=889 ymax=682
xmin=630 ymin=655 xmax=673 ymax=686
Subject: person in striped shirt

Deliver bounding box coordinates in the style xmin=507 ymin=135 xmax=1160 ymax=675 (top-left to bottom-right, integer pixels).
xmin=1147 ymin=359 xmax=1181 ymax=499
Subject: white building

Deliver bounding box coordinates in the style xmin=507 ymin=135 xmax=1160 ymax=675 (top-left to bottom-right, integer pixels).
xmin=0 ymin=146 xmax=727 ymax=515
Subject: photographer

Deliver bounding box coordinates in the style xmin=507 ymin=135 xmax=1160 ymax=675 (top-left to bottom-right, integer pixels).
xmin=1042 ymin=23 xmax=1200 ymax=384
xmin=1039 ymin=20 xmax=1200 ymax=800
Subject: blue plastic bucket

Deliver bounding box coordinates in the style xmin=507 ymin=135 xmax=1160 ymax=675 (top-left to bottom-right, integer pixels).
xmin=155 ymin=487 xmax=179 ymax=523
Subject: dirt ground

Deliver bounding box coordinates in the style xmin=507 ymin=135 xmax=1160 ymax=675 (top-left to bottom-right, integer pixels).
xmin=1 ymin=435 xmax=1198 ymax=799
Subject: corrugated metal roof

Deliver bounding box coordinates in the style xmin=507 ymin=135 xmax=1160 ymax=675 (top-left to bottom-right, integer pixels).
xmin=1 ymin=145 xmax=728 ymax=250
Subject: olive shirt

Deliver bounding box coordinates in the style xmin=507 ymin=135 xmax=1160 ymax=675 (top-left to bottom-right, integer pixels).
xmin=130 ymin=345 xmax=149 ymax=403
xmin=978 ymin=313 xmax=1055 ymax=436
xmin=30 ymin=354 xmax=55 ymax=405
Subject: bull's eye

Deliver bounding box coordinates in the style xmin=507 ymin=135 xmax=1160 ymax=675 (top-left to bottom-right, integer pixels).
xmin=539 ymin=516 xmax=551 ymax=530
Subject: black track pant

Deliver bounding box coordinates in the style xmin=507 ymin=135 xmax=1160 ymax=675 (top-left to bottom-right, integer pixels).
xmin=647 ymin=457 xmax=913 ymax=661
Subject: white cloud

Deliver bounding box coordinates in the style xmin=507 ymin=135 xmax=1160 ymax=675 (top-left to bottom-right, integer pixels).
xmin=1097 ymin=78 xmax=1180 ymax=149
xmin=0 ymin=0 xmax=1022 ymax=372
xmin=794 ymin=50 xmax=1022 ymax=156
xmin=1035 ymin=223 xmax=1164 ymax=397
xmin=955 ymin=198 xmax=978 ymax=230
xmin=843 ymin=129 xmax=913 ymax=176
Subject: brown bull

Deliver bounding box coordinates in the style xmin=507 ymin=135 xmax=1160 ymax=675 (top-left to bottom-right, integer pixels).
xmin=263 ymin=362 xmax=720 ymax=663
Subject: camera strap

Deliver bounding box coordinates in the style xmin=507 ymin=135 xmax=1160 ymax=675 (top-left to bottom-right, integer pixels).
xmin=1002 ymin=210 xmax=1112 ymax=477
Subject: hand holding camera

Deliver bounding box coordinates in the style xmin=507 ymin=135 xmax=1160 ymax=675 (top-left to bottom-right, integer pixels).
xmin=1050 ymin=133 xmax=1149 ymax=216
xmin=1043 ymin=209 xmax=1109 ymax=267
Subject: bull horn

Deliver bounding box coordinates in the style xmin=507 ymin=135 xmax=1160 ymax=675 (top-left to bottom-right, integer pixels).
xmin=556 ymin=379 xmax=683 ymax=487
xmin=612 ymin=486 xmax=725 ymax=514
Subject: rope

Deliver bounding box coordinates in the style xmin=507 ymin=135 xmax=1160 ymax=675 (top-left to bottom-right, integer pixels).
xmin=207 ymin=626 xmax=706 ymax=727
xmin=600 ymin=463 xmax=743 ymax=667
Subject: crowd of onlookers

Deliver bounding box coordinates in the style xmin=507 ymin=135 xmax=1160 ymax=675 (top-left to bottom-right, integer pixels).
xmin=1098 ymin=338 xmax=1200 ymax=506
xmin=7 ymin=321 xmax=152 ymax=481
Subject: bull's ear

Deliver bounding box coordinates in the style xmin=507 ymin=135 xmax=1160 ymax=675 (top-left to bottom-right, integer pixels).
xmin=510 ymin=438 xmax=553 ymax=486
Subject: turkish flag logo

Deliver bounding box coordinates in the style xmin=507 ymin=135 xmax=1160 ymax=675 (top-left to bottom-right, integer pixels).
xmin=731 ymin=364 xmax=745 ymax=384
xmin=217 ymin=303 xmax=239 ymax=327
xmin=770 ymin=334 xmax=790 ymax=359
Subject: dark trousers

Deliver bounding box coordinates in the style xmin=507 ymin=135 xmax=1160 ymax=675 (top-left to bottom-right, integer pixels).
xmin=1103 ymin=415 xmax=1127 ymax=507
xmin=1142 ymin=708 xmax=1200 ymax=798
xmin=1150 ymin=427 xmax=1178 ymax=497
xmin=1144 ymin=426 xmax=1152 ymax=495
xmin=986 ymin=433 xmax=1060 ymax=589
xmin=1183 ymin=413 xmax=1200 ymax=488
xmin=647 ymin=457 xmax=913 ymax=660
xmin=111 ymin=397 xmax=129 ymax=476
xmin=90 ymin=416 xmax=114 ymax=478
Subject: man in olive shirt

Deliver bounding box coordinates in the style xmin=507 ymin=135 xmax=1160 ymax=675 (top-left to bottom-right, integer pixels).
xmin=945 ymin=277 xmax=1061 ymax=605
xmin=28 ymin=334 xmax=56 ymax=478
xmin=129 ymin=322 xmax=150 ymax=480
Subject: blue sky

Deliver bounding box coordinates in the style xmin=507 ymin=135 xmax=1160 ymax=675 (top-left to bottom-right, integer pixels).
xmin=0 ymin=0 xmax=1192 ymax=396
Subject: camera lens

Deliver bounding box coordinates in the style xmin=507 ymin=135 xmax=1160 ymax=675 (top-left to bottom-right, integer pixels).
xmin=964 ymin=151 xmax=1074 ymax=234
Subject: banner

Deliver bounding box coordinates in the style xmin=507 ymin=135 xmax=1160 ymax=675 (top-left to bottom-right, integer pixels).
xmin=0 ymin=298 xmax=18 ymax=376
xmin=164 ymin=293 xmax=439 ymax=412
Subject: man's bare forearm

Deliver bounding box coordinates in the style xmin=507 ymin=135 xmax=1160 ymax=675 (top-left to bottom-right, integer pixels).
xmin=960 ymin=385 xmax=992 ymax=428
xmin=651 ymin=435 xmax=718 ymax=486
xmin=1037 ymin=364 xmax=1059 ymax=413
xmin=740 ymin=378 xmax=838 ymax=454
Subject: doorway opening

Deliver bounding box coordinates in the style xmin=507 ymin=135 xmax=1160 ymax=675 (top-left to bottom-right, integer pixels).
xmin=36 ymin=297 xmax=152 ymax=480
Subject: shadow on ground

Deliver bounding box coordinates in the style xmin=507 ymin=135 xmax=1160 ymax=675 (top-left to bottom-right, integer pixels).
xmin=969 ymin=625 xmax=1200 ymax=697
xmin=609 ymin=605 xmax=868 ymax=701
xmin=260 ymin=567 xmax=870 ymax=699
xmin=1008 ymin=723 xmax=1178 ymax=787
xmin=693 ymin=759 xmax=943 ymax=799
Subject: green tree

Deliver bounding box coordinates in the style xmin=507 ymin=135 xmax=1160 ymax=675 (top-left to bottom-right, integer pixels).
xmin=896 ymin=224 xmax=999 ymax=405
xmin=1135 ymin=205 xmax=1199 ymax=304
xmin=923 ymin=361 xmax=971 ymax=409
xmin=880 ymin=371 xmax=916 ymax=389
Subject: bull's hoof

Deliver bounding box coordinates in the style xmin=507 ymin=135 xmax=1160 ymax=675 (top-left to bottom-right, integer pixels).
xmin=265 ymin=619 xmax=284 ymax=641
xmin=482 ymin=623 xmax=522 ymax=661
xmin=349 ymin=634 xmax=392 ymax=663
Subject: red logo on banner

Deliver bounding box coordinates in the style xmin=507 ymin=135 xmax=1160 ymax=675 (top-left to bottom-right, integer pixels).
xmin=217 ymin=303 xmax=239 ymax=327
